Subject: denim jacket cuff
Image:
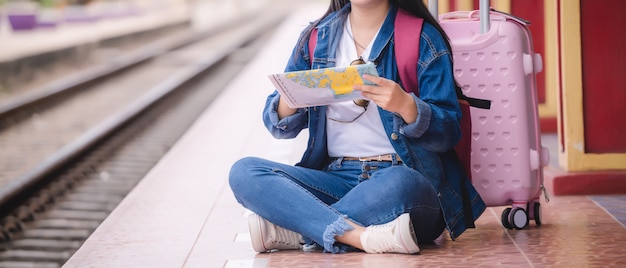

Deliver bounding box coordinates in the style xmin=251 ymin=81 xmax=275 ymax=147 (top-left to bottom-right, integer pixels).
xmin=400 ymin=97 xmax=432 ymax=138
xmin=269 ymin=95 xmax=307 ymax=131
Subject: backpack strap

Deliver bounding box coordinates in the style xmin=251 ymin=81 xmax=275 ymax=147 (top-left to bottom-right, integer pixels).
xmin=308 ymin=28 xmax=318 ymax=67
xmin=394 ymin=9 xmax=423 ymax=93
xmin=395 ymin=9 xmax=491 ymax=110
xmin=394 ymin=8 xmax=476 ymax=228
xmin=459 ymin=92 xmax=492 ymax=109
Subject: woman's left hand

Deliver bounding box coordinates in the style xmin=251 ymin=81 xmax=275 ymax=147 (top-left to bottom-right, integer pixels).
xmin=354 ymin=74 xmax=418 ymax=123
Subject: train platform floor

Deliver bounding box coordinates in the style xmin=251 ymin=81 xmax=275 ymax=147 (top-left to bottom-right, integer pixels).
xmin=64 ymin=2 xmax=626 ymax=267
xmin=0 ymin=1 xmax=266 ymax=63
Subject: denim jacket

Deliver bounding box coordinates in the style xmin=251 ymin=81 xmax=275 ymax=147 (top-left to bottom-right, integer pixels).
xmin=262 ymin=3 xmax=485 ymax=240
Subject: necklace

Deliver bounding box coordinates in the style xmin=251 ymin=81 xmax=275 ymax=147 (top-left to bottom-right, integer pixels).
xmin=346 ymin=29 xmax=367 ymax=51
xmin=346 ymin=16 xmax=367 ymax=51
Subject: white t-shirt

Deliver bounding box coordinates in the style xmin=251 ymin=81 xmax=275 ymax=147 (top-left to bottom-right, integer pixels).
xmin=326 ymin=16 xmax=396 ymax=158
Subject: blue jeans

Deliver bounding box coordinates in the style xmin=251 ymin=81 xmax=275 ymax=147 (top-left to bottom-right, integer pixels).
xmin=229 ymin=156 xmax=445 ymax=253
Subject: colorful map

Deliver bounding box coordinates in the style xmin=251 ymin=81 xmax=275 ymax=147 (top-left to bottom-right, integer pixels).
xmin=268 ymin=63 xmax=379 ymax=108
xmin=284 ymin=63 xmax=378 ymax=95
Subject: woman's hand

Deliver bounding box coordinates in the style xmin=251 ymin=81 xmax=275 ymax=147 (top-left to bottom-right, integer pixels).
xmin=354 ymin=74 xmax=418 ymax=124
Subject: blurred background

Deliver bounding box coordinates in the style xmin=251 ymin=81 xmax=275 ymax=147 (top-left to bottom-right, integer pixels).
xmin=0 ymin=0 xmax=271 ymax=94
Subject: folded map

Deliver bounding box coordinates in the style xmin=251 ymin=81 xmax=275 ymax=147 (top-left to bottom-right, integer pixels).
xmin=268 ymin=63 xmax=379 ymax=108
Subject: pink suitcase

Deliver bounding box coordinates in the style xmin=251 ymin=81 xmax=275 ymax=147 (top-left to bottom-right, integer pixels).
xmin=436 ymin=0 xmax=550 ymax=229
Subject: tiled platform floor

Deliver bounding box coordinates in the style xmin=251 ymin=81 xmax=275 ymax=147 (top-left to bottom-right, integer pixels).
xmin=65 ymin=2 xmax=626 ymax=267
xmin=590 ymin=195 xmax=626 ymax=227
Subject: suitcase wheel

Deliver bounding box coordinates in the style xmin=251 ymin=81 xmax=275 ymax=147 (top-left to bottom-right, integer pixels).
xmin=501 ymin=208 xmax=514 ymax=229
xmin=501 ymin=207 xmax=529 ymax=230
xmin=533 ymin=202 xmax=542 ymax=226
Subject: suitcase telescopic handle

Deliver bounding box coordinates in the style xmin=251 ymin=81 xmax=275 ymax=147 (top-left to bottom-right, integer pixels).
xmin=429 ymin=0 xmax=491 ymax=34
xmin=428 ymin=0 xmax=438 ymax=18
xmin=479 ymin=0 xmax=490 ymax=33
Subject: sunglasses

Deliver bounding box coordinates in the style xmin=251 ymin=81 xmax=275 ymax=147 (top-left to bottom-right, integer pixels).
xmin=327 ymin=57 xmax=370 ymax=123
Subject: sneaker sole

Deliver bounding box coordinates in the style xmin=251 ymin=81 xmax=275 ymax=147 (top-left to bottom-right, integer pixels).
xmin=397 ymin=214 xmax=420 ymax=254
xmin=248 ymin=213 xmax=269 ymax=252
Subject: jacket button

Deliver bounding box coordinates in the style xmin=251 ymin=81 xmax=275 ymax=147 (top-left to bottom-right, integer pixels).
xmin=391 ymin=133 xmax=399 ymax=140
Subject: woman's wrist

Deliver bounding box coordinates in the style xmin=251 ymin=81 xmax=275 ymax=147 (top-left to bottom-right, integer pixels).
xmin=398 ymin=93 xmax=418 ymax=124
xmin=277 ymin=96 xmax=298 ymax=120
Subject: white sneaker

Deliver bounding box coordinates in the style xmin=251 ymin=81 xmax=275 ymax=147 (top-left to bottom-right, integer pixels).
xmin=248 ymin=213 xmax=303 ymax=252
xmin=360 ymin=213 xmax=420 ymax=254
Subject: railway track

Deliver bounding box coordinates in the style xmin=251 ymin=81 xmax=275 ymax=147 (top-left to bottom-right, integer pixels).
xmin=0 ymin=4 xmax=290 ymax=267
